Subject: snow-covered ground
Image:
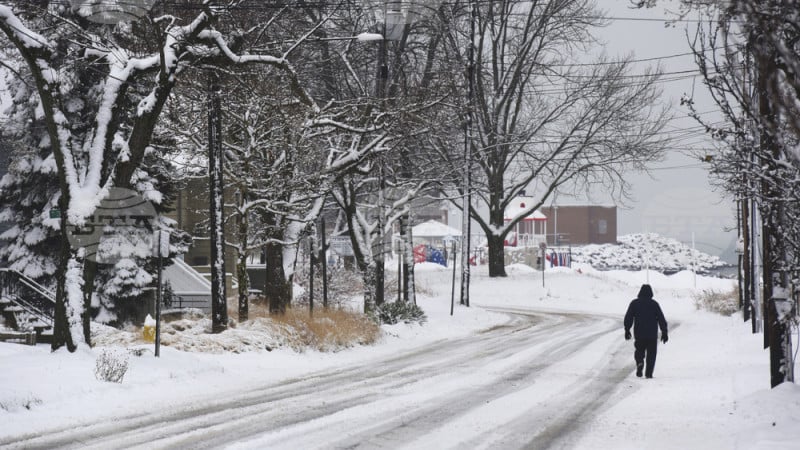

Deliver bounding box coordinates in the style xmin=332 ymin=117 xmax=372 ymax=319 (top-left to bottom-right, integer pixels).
xmin=1 ymin=258 xmax=799 ymax=449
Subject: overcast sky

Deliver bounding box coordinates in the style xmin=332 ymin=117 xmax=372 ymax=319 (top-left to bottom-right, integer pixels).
xmin=592 ymin=1 xmax=735 ymax=259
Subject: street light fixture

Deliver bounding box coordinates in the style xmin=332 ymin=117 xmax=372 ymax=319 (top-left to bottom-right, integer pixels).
xmin=68 ymin=0 xmax=155 ymax=24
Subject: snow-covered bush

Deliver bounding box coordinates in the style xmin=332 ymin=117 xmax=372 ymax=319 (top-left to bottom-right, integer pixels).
xmin=94 ymin=349 xmax=129 ymax=383
xmin=693 ymin=288 xmax=739 ymax=316
xmin=373 ymin=301 xmax=427 ymax=325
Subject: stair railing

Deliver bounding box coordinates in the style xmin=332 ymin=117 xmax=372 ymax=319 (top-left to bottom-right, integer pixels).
xmin=0 ymin=269 xmax=56 ymax=327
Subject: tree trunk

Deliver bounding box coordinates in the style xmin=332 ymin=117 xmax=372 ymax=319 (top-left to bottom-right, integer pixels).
xmin=486 ymin=170 xmax=508 ymax=277
xmin=264 ymin=239 xmax=291 ymax=315
xmin=487 ymin=233 xmax=507 ymax=277
xmin=402 ymin=218 xmax=416 ymax=304
xmin=236 ymin=249 xmax=249 ymax=323
xmin=52 ymin=213 xmax=77 ymax=352
xmin=338 ymin=182 xmax=377 ymax=314
xmin=362 ymin=263 xmax=377 ymax=315
xmin=236 ymin=201 xmax=249 ymax=323
xmin=81 ymin=258 xmax=97 ymax=346
xmin=767 ymin=298 xmax=790 ymax=387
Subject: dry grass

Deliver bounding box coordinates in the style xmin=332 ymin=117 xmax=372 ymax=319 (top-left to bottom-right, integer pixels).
xmin=234 ymin=302 xmax=381 ymax=352
xmin=268 ymin=307 xmax=381 ymax=351
xmin=92 ymin=302 xmax=380 ymax=354
xmin=693 ymin=286 xmax=740 ymax=316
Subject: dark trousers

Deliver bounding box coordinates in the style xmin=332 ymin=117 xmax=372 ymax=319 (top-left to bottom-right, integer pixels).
xmin=634 ymin=338 xmax=658 ymax=377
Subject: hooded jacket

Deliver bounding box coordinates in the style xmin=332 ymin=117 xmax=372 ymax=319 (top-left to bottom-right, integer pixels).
xmin=624 ymin=284 xmax=668 ymax=340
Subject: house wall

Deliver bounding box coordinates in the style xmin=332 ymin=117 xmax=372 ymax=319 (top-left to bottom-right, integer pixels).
xmin=540 ymin=205 xmax=617 ymax=245
xmin=164 ymin=177 xmax=237 ymax=294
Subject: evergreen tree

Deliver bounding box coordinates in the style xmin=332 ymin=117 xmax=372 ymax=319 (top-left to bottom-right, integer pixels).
xmin=0 ymin=72 xmax=61 ymax=286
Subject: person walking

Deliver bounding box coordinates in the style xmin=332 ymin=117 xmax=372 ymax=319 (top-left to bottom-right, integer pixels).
xmin=624 ymin=284 xmax=668 ymax=379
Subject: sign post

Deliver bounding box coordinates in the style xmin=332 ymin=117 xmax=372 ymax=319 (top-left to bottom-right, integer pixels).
xmin=153 ymin=229 xmax=169 ymax=357
xmin=539 ymin=241 xmax=547 ymax=288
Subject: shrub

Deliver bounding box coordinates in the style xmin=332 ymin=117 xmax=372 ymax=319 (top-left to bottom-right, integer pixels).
xmin=374 ymin=301 xmax=427 ymax=325
xmin=162 ymin=280 xmax=175 ymax=309
xmin=294 ymin=264 xmax=365 ymax=309
xmin=693 ymin=287 xmax=739 ymax=316
xmin=94 ymin=349 xmax=129 ymax=383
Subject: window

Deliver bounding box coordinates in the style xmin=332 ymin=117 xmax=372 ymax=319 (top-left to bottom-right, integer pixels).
xmin=598 ymin=219 xmax=607 ymax=235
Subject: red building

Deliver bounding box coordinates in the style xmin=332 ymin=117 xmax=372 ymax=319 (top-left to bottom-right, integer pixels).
xmin=539 ymin=205 xmax=617 ymax=245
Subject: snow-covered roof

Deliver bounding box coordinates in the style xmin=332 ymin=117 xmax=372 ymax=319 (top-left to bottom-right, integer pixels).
xmin=504 ymin=197 xmax=546 ymax=221
xmin=411 ymin=220 xmax=462 ymax=238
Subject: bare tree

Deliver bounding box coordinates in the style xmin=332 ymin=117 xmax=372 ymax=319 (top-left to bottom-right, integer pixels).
xmin=441 ymin=0 xmax=669 ymax=277
xmin=0 ymin=0 xmax=348 ymax=351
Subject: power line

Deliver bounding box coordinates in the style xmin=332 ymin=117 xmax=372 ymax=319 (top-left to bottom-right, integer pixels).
xmin=148 ymin=0 xmax=726 ymax=25
xmin=549 ymin=47 xmax=732 ymax=68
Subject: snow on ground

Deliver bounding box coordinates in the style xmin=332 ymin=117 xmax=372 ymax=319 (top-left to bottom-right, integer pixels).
xmin=2 ymin=258 xmax=799 ymax=449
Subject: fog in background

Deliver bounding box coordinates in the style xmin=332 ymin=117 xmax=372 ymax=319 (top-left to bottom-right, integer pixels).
xmin=572 ymin=1 xmax=736 ymax=261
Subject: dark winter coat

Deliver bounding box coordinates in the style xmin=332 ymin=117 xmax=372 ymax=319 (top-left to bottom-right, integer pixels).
xmin=624 ymin=285 xmax=668 ymax=340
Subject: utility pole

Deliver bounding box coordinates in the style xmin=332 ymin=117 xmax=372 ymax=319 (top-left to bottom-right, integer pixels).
xmin=373 ymin=16 xmax=389 ymax=309
xmin=208 ymin=75 xmax=227 ymax=333
xmin=321 ymin=218 xmax=328 ymax=309
xmin=460 ymin=0 xmax=476 ymax=307
xmin=755 ymin=39 xmax=791 ymax=387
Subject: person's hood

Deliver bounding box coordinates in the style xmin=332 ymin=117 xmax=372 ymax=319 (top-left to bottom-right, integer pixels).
xmin=637 ymin=284 xmax=654 ymax=300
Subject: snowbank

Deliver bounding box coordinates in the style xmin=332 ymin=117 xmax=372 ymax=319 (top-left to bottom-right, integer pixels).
xmin=571 ymin=233 xmax=729 ymax=273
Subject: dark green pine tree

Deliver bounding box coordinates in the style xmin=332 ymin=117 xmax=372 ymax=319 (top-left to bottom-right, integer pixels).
xmin=0 ymin=76 xmax=61 ymax=288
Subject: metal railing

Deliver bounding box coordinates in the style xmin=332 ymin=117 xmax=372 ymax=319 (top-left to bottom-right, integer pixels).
xmin=0 ymin=269 xmax=56 ymax=329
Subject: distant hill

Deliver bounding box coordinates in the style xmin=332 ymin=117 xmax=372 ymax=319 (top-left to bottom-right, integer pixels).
xmin=570 ymin=233 xmax=730 ymax=274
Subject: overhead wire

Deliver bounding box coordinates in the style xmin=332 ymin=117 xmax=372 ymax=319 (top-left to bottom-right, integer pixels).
xmin=145 ymin=0 xmax=729 ymax=25
xmin=2 ymin=1 xmax=734 ymax=87
xmin=1 ymin=2 xmax=731 ymax=138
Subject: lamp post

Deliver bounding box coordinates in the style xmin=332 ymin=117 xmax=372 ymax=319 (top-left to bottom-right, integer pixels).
xmin=373 ymin=0 xmax=416 ymax=308
xmin=68 ymin=0 xmax=155 ymax=24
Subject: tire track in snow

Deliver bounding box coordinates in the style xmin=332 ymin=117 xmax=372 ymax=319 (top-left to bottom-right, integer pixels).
xmin=218 ymin=311 xmax=623 ymax=449
xmin=0 ymin=313 xmax=547 ymax=449
xmin=0 ymin=310 xmax=633 ymax=450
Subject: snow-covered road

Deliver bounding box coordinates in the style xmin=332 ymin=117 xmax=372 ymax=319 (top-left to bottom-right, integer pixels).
xmin=1 ymin=308 xmax=632 ymax=449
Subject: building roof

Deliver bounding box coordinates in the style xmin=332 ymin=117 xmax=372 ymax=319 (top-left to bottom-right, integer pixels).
xmin=504 ymin=197 xmax=547 ymax=221
xmin=411 ymin=220 xmax=462 ymax=238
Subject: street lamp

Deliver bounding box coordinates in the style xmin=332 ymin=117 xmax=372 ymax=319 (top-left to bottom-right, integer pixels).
xmin=69 ymin=0 xmax=155 ymax=24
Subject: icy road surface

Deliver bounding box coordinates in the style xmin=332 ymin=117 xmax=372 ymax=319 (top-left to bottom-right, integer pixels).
xmin=1 ymin=309 xmax=633 ymax=449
